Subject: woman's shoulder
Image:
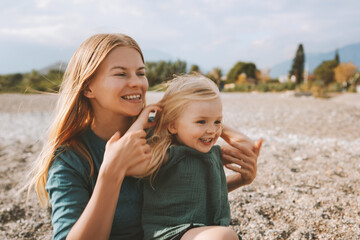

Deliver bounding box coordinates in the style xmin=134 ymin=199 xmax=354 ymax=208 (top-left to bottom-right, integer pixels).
xmin=49 ymin=145 xmax=92 ymax=178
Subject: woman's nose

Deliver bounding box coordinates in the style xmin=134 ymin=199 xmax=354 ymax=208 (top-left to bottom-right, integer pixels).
xmin=128 ymin=74 xmax=143 ymax=88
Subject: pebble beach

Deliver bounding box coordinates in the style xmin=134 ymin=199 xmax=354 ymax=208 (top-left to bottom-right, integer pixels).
xmin=0 ymin=92 xmax=359 ymax=239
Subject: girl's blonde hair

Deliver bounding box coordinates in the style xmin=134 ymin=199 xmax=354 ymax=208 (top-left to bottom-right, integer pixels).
xmin=144 ymin=74 xmax=220 ymax=182
xmin=29 ymin=33 xmax=144 ymax=207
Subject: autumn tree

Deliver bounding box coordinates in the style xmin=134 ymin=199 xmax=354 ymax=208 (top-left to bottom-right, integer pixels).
xmin=207 ymin=67 xmax=222 ymax=89
xmin=334 ymin=62 xmax=358 ymax=86
xmin=257 ymin=69 xmax=271 ymax=83
xmin=289 ymin=44 xmax=305 ymax=84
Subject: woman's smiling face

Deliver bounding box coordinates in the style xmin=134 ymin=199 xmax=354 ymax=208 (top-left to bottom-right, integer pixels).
xmin=85 ymin=46 xmax=148 ymax=118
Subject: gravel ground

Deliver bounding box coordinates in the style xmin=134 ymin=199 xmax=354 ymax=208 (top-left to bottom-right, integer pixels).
xmin=0 ymin=92 xmax=359 ymax=240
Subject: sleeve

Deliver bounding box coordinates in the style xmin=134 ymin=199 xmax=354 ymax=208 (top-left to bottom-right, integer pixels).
xmin=45 ymin=152 xmax=92 ymax=240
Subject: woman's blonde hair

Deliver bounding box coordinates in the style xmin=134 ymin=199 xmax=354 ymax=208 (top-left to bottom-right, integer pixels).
xmin=144 ymin=74 xmax=220 ymax=182
xmin=29 ymin=33 xmax=144 ymax=207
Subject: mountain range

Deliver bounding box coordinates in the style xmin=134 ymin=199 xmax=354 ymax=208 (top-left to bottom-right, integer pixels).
xmin=1 ymin=40 xmax=359 ymax=79
xmin=270 ymin=42 xmax=360 ymax=78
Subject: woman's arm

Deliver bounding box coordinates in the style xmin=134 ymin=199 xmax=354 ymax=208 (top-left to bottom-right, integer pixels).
xmin=66 ymin=130 xmax=151 ymax=240
xmin=221 ymin=125 xmax=263 ymax=192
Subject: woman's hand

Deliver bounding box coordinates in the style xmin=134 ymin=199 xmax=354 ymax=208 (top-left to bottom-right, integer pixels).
xmin=101 ymin=130 xmax=151 ymax=182
xmin=101 ymin=105 xmax=162 ymax=180
xmin=221 ymin=125 xmax=263 ymax=192
xmin=127 ymin=104 xmax=162 ymax=133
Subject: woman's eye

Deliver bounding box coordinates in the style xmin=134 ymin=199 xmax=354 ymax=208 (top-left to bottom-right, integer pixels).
xmin=196 ymin=120 xmax=206 ymax=124
xmin=137 ymin=72 xmax=146 ymax=76
xmin=115 ymin=73 xmax=126 ymax=77
xmin=215 ymin=120 xmax=222 ymax=124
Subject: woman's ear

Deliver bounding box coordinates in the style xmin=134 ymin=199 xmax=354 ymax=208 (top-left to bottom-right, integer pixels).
xmin=83 ymin=86 xmax=95 ymax=98
xmin=168 ymin=122 xmax=177 ymax=134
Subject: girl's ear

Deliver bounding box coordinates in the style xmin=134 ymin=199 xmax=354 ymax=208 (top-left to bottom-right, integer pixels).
xmin=168 ymin=122 xmax=177 ymax=134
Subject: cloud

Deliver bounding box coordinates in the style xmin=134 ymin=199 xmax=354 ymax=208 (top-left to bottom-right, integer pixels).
xmin=35 ymin=0 xmax=51 ymax=9
xmin=0 ymin=0 xmax=359 ymax=74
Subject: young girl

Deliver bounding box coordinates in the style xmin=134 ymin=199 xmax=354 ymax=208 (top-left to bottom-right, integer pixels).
xmin=137 ymin=74 xmax=240 ymax=240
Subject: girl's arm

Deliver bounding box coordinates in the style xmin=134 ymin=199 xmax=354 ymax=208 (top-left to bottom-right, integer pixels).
xmin=220 ymin=125 xmax=263 ymax=192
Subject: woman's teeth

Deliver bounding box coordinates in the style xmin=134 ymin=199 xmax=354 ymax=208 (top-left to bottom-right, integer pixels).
xmin=122 ymin=94 xmax=141 ymax=100
xmin=200 ymin=138 xmax=212 ymax=143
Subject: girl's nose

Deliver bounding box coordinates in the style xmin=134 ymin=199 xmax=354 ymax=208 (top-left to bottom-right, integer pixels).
xmin=206 ymin=124 xmax=217 ymax=134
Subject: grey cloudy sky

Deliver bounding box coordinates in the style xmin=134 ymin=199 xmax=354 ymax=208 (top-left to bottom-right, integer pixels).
xmin=0 ymin=0 xmax=359 ymax=74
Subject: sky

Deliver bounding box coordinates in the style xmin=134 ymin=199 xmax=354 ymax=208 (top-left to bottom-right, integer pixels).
xmin=0 ymin=0 xmax=359 ymax=75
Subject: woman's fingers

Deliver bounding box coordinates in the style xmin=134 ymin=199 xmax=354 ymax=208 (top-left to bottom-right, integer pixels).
xmin=222 ymin=143 xmax=256 ymax=160
xmin=222 ymin=153 xmax=253 ymax=171
xmin=254 ymin=138 xmax=263 ymax=156
xmin=108 ymin=131 xmax=121 ymax=143
xmin=128 ymin=104 xmax=162 ymax=132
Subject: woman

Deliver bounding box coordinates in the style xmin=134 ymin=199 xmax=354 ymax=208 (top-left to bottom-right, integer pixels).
xmin=30 ymin=33 xmax=262 ymax=240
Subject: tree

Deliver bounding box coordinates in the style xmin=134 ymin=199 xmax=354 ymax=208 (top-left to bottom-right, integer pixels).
xmin=0 ymin=73 xmax=24 ymax=92
xmin=189 ymin=64 xmax=200 ymax=73
xmin=314 ymin=60 xmax=338 ymax=85
xmin=314 ymin=52 xmax=340 ymax=85
xmin=207 ymin=67 xmax=222 ymax=89
xmin=171 ymin=60 xmax=187 ymax=75
xmin=334 ymin=62 xmax=358 ymax=85
xmin=257 ymin=69 xmax=270 ymax=83
xmin=289 ymin=44 xmax=305 ymax=84
xmin=226 ymin=61 xmax=257 ymax=84
xmin=146 ymin=60 xmax=187 ymax=86
xmin=335 ymin=49 xmax=340 ymax=65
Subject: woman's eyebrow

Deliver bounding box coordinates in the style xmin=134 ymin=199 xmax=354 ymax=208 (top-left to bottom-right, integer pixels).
xmin=110 ymin=66 xmax=146 ymax=71
xmin=110 ymin=66 xmax=126 ymax=71
xmin=138 ymin=66 xmax=146 ymax=71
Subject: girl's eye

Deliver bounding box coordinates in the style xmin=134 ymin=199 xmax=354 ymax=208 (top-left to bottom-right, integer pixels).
xmin=196 ymin=120 xmax=206 ymax=124
xmin=115 ymin=73 xmax=126 ymax=77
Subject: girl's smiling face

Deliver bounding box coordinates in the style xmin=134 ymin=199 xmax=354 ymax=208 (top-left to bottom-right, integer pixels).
xmin=168 ymin=97 xmax=223 ymax=153
xmin=85 ymin=46 xmax=148 ymax=118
